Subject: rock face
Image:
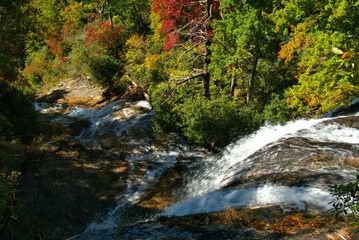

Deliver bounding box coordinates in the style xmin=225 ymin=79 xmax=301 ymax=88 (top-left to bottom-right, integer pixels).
xmin=36 ymin=77 xmax=149 ymax=109
xmin=221 ymin=116 xmax=359 ymax=192
xmin=37 ymin=77 xmax=105 ymax=109
xmin=222 ymin=136 xmax=359 ymax=190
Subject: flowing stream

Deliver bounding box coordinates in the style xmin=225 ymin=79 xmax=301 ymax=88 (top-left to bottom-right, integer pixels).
xmin=36 ymin=99 xmax=359 ymax=238
xmin=165 ymin=116 xmax=359 ymax=216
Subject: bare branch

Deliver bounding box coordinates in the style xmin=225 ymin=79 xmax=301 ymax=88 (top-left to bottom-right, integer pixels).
xmin=169 ymin=73 xmax=206 ymax=85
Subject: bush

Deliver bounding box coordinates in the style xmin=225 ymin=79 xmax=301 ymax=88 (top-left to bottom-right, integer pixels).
xmin=179 ymin=96 xmax=261 ymax=150
xmin=150 ymin=82 xmax=181 ymax=134
xmin=262 ymin=94 xmax=294 ymax=124
xmin=0 ymin=169 xmax=20 ymax=234
xmin=23 ymin=45 xmax=69 ymax=89
xmin=88 ymin=54 xmax=123 ymax=88
xmin=23 ymin=46 xmax=53 ymax=88
xmin=150 ymin=84 xmax=261 ymax=151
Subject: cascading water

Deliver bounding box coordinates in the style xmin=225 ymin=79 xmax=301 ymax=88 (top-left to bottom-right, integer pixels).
xmin=36 ymin=99 xmax=359 ymax=239
xmin=35 ymin=99 xmax=207 ymax=234
xmin=165 ymin=113 xmax=359 ymax=216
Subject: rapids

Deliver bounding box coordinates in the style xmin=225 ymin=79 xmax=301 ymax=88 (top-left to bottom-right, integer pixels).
xmin=35 ymin=99 xmax=359 ymax=238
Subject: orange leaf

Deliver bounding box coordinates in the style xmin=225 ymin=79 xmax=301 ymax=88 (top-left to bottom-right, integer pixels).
xmin=342 ymin=50 xmax=351 ymax=59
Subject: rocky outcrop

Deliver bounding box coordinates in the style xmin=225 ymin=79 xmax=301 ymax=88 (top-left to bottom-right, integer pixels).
xmin=221 ymin=115 xmax=359 ymax=191
xmin=37 ymin=77 xmax=105 ymax=109
xmin=36 ymin=77 xmax=150 ymax=110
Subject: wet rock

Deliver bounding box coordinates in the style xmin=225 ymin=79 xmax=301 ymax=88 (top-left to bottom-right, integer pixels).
xmin=74 ymin=205 xmax=353 ymax=240
xmin=138 ymin=162 xmax=188 ymax=210
xmin=223 ymin=131 xmax=359 ymax=190
xmin=18 ymin=139 xmax=130 ymax=239
xmin=323 ymin=116 xmax=359 ymax=129
xmin=76 ymin=221 xmax=284 ymax=240
xmin=223 ymin=171 xmax=344 ymax=189
xmin=69 ymin=118 xmax=92 ymax=136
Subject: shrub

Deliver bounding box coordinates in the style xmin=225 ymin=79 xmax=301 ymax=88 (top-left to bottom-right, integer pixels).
xmin=150 ymin=85 xmax=261 ymax=151
xmin=179 ymin=96 xmax=260 ymax=150
xmin=0 ymin=169 xmax=20 ymax=234
xmin=88 ymin=54 xmax=123 ymax=88
xmin=23 ymin=46 xmax=53 ymax=88
xmin=150 ymin=82 xmax=181 ymax=135
xmin=262 ymin=94 xmax=294 ymax=124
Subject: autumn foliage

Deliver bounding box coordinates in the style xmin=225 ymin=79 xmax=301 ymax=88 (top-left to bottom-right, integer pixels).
xmin=85 ymin=22 xmax=123 ymax=54
xmin=1 ymin=0 xmax=359 ymax=148
xmin=152 ymin=0 xmax=219 ymax=50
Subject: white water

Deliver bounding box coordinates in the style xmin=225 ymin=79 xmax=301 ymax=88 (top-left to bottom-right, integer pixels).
xmin=68 ymin=99 xmax=153 ymax=140
xmin=38 ymin=99 xmax=208 ymax=231
xmin=166 ymin=185 xmax=333 ymax=216
xmin=36 ymin=99 xmax=359 ymax=235
xmin=164 ymin=113 xmax=359 ymax=216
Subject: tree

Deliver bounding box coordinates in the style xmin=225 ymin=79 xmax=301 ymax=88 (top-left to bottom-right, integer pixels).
xmin=210 ymin=0 xmax=279 ymax=102
xmin=108 ymin=0 xmax=151 ymax=33
xmin=271 ymin=0 xmax=359 ymax=116
xmin=152 ymin=0 xmax=219 ymax=98
xmin=0 ymin=0 xmax=31 ymax=81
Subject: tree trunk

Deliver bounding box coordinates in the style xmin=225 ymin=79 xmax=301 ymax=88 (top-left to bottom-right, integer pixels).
xmin=202 ymin=0 xmax=212 ymax=99
xmin=202 ymin=38 xmax=211 ymax=98
xmin=202 ymin=64 xmax=210 ymax=98
xmin=246 ymin=56 xmax=258 ymax=104
xmin=230 ymin=65 xmax=237 ymax=97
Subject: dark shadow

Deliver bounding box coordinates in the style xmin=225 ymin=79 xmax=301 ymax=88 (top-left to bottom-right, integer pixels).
xmin=10 ymin=138 xmax=131 ymax=239
xmin=36 ymin=89 xmax=70 ymax=105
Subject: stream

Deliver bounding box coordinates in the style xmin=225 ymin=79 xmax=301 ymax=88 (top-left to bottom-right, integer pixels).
xmin=34 ymin=98 xmax=359 ymax=239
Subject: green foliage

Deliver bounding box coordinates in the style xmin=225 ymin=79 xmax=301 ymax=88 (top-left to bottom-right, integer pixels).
xmin=109 ymin=0 xmax=151 ymax=33
xmin=150 ymin=82 xmax=181 ymax=134
xmin=0 ymin=83 xmax=32 ymax=236
xmin=271 ymin=0 xmax=359 ymax=116
xmin=88 ymin=54 xmax=123 ymax=88
xmin=150 ymin=81 xmax=261 ymax=150
xmin=179 ymin=96 xmax=261 ymax=150
xmin=0 ymin=169 xmax=21 ymax=233
xmin=263 ymin=94 xmax=294 ymax=124
xmin=0 ymin=0 xmax=31 ymax=81
xmin=331 ymin=173 xmax=359 ymax=225
xmin=125 ymin=35 xmax=148 ymax=83
xmin=23 ymin=46 xmax=54 ymax=88
xmin=210 ymin=0 xmax=280 ymax=101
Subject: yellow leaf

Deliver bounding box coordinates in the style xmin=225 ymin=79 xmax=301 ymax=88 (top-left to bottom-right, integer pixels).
xmin=332 ymin=47 xmax=344 ymax=55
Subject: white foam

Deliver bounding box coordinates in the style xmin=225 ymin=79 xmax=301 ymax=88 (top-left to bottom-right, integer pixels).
xmin=183 ymin=118 xmax=324 ymax=198
xmin=167 ymin=114 xmax=359 ymax=217
xmin=165 ymin=184 xmax=334 ymax=216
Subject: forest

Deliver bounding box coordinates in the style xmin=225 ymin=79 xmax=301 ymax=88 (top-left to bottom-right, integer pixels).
xmin=1 ymin=0 xmax=359 ymax=237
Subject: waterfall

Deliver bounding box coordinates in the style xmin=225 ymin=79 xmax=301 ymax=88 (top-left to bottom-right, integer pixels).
xmin=36 ymin=99 xmax=359 ymax=238
xmin=165 ymin=113 xmax=359 ymax=216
